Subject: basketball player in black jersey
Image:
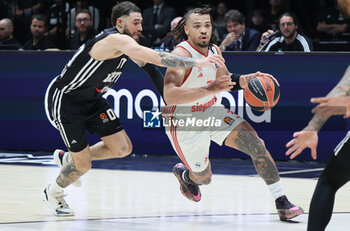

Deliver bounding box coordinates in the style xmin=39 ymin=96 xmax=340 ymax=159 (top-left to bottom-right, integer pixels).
xmin=286 ymin=67 xmax=350 ymax=231
xmin=285 ymin=1 xmax=350 ymax=230
xmin=41 ymin=1 xmax=225 ymax=216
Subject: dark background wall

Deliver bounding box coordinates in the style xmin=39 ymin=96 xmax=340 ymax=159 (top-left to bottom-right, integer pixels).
xmin=1 ymin=50 xmax=349 ymax=162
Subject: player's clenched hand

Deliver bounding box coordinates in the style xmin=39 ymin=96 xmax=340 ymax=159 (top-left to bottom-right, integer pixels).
xmin=196 ymin=54 xmax=225 ymax=70
xmin=161 ymin=105 xmax=173 ymax=119
xmin=206 ymin=75 xmax=235 ymax=93
xmin=311 ymin=96 xmax=350 ymax=119
xmin=241 ymin=71 xmax=279 ymax=89
xmin=285 ymin=130 xmax=318 ymax=160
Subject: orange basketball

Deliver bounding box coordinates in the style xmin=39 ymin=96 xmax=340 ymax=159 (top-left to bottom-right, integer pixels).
xmin=244 ymin=75 xmax=280 ymax=111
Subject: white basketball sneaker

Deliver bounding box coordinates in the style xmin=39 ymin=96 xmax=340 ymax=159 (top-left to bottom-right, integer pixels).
xmin=41 ymin=184 xmax=74 ymax=216
xmin=53 ymin=149 xmax=82 ymax=187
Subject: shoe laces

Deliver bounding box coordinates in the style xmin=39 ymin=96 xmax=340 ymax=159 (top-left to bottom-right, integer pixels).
xmin=53 ymin=192 xmax=69 ymax=209
xmin=276 ymin=196 xmax=295 ymax=209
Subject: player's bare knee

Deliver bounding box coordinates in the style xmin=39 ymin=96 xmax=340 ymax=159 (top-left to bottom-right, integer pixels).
xmin=119 ymin=143 xmax=133 ymax=157
xmin=112 ymin=143 xmax=133 ymax=158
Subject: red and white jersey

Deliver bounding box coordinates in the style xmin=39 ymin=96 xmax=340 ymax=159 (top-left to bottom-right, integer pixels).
xmin=175 ymin=41 xmax=221 ymax=110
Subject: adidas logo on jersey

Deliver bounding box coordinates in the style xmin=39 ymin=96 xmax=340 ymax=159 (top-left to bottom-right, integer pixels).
xmin=71 ymin=140 xmax=77 ymax=144
xmin=197 ymin=73 xmax=203 ymax=78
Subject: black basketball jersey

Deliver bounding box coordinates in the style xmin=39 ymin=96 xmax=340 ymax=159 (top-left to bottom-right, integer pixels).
xmin=54 ymin=27 xmax=129 ymax=98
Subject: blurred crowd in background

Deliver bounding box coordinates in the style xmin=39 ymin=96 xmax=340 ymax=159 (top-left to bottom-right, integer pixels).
xmin=0 ymin=0 xmax=349 ymax=52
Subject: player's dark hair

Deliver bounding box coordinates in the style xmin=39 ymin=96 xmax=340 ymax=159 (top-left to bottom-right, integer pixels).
xmin=111 ymin=1 xmax=141 ymax=26
xmin=164 ymin=6 xmax=217 ymax=49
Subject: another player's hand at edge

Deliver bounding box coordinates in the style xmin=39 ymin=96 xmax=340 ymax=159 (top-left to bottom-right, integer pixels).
xmin=196 ymin=54 xmax=225 ymax=70
xmin=285 ymin=129 xmax=318 ymax=160
xmin=311 ymin=96 xmax=350 ymax=119
xmin=206 ymin=75 xmax=235 ymax=94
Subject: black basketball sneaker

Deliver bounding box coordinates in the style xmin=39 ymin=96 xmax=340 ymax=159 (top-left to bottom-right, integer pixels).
xmin=275 ymin=195 xmax=304 ymax=221
xmin=173 ymin=163 xmax=201 ymax=202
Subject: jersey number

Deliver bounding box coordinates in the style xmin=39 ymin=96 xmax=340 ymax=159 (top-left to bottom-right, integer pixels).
xmin=106 ymin=108 xmax=117 ymax=121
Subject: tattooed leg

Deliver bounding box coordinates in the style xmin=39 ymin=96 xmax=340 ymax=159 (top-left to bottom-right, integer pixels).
xmin=225 ymin=121 xmax=280 ymax=185
xmin=56 ymin=146 xmax=92 ymax=188
xmin=56 ymin=162 xmax=84 ymax=188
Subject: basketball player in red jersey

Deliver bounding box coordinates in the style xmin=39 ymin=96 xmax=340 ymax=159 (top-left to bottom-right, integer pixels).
xmin=163 ymin=6 xmax=304 ymax=221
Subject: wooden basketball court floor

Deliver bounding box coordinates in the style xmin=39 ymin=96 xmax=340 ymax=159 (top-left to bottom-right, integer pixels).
xmin=0 ymin=152 xmax=350 ymax=231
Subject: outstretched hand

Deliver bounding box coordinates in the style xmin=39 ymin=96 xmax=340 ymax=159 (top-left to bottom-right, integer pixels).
xmin=196 ymin=54 xmax=225 ymax=70
xmin=285 ymin=130 xmax=319 ymax=160
xmin=311 ymin=96 xmax=350 ymax=119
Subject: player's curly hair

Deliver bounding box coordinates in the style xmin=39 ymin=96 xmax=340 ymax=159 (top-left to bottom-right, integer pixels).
xmin=163 ymin=6 xmax=217 ymax=49
xmin=111 ymin=1 xmax=141 ymax=26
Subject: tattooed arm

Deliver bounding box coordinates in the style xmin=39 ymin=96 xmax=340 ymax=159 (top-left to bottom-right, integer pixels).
xmin=90 ymin=33 xmax=224 ymax=69
xmin=286 ymin=65 xmax=350 ymax=160
xmin=306 ymin=66 xmax=350 ymax=131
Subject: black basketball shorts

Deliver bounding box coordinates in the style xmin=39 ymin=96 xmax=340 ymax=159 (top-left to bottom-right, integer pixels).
xmin=45 ymin=86 xmax=123 ymax=152
xmin=334 ymin=131 xmax=350 ymax=168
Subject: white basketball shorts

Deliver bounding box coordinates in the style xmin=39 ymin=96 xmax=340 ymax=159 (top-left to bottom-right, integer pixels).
xmin=164 ymin=104 xmax=244 ymax=172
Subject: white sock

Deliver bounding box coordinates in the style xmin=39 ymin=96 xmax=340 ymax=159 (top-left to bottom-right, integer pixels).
xmin=49 ymin=181 xmax=64 ymax=194
xmin=267 ymin=180 xmax=285 ymax=200
xmin=63 ymin=152 xmax=72 ymax=166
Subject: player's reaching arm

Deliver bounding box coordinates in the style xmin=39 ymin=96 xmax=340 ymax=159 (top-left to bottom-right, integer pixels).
xmin=286 ymin=65 xmax=350 ymax=160
xmin=214 ymin=45 xmax=279 ymax=90
xmin=164 ymin=47 xmax=234 ymax=105
xmin=91 ymin=33 xmax=224 ymax=69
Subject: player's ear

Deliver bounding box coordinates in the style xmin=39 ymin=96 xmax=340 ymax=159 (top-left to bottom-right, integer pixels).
xmin=184 ymin=25 xmax=189 ymax=35
xmin=116 ymin=18 xmax=124 ymax=29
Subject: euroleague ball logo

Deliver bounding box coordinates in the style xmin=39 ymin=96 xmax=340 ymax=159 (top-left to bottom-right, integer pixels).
xmin=264 ymin=79 xmax=272 ymax=91
xmin=100 ymin=113 xmax=107 ymax=120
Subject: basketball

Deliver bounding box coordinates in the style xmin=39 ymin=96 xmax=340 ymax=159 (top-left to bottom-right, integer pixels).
xmin=244 ymin=75 xmax=280 ymax=111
